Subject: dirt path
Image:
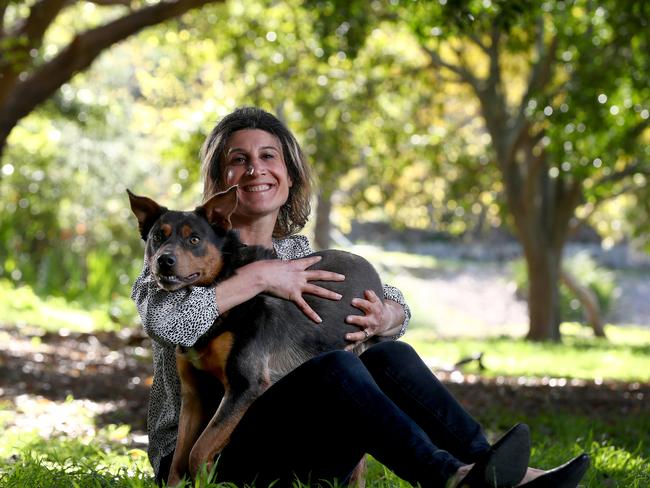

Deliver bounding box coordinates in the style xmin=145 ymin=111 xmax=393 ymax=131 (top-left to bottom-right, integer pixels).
xmin=2 ymin=325 xmax=648 ymax=451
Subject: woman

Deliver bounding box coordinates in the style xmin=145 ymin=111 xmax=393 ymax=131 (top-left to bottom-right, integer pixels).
xmin=131 ymin=107 xmax=589 ymax=488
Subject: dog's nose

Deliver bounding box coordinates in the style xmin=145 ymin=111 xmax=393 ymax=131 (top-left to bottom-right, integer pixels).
xmin=157 ymin=253 xmax=176 ymax=269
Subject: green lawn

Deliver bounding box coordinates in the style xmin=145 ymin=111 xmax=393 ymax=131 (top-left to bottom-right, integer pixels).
xmin=1 ymin=418 xmax=648 ymax=487
xmin=405 ymin=323 xmax=650 ymax=382
xmin=1 ymin=280 xmax=649 ymax=486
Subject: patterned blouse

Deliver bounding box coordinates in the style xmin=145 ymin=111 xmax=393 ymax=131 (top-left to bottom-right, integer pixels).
xmin=131 ymin=234 xmax=411 ymax=476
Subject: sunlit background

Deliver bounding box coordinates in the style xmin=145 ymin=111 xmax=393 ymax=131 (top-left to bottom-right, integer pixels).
xmin=0 ymin=1 xmax=649 ymax=485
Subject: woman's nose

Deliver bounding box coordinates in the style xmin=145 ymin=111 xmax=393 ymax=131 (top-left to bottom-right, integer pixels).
xmin=245 ymin=158 xmax=267 ymax=176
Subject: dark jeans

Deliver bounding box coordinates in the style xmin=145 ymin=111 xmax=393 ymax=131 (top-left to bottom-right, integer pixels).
xmin=157 ymin=341 xmax=490 ymax=488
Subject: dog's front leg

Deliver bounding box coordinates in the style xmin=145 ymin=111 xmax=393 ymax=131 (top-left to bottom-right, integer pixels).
xmin=188 ymin=386 xmax=262 ymax=479
xmin=168 ymin=353 xmax=223 ymax=486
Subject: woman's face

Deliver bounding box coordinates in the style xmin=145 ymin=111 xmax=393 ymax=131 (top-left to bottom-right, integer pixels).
xmin=223 ymin=129 xmax=292 ymax=223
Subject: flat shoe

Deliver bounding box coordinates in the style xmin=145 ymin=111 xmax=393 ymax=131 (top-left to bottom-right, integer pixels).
xmin=458 ymin=423 xmax=531 ymax=488
xmin=518 ymin=454 xmax=590 ymax=488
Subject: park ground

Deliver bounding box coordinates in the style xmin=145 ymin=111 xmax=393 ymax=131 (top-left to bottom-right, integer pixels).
xmin=1 ymin=244 xmax=649 ymax=486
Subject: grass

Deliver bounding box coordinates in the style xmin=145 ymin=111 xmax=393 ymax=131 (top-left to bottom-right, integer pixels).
xmin=0 ymin=434 xmax=153 ymax=487
xmin=483 ymin=409 xmax=650 ymax=488
xmin=404 ymin=323 xmax=650 ymax=382
xmin=0 ymin=397 xmax=152 ymax=488
xmin=1 ymin=418 xmax=648 ymax=487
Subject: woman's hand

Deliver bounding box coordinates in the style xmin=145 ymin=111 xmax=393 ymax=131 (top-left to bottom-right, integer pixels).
xmin=344 ymin=291 xmax=405 ymax=349
xmin=253 ymin=256 xmax=345 ymax=323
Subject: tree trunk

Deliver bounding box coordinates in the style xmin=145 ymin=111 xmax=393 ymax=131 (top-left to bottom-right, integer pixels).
xmin=560 ymin=268 xmax=607 ymax=338
xmin=0 ymin=129 xmax=8 ymax=162
xmin=524 ymin=244 xmax=562 ymax=341
xmin=314 ymin=188 xmax=333 ymax=250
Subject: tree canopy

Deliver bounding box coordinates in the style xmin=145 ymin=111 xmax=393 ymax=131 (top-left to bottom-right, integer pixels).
xmin=0 ymin=0 xmax=648 ymax=340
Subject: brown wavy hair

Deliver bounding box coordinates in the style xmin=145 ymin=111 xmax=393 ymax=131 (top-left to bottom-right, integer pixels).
xmin=200 ymin=107 xmax=313 ymax=238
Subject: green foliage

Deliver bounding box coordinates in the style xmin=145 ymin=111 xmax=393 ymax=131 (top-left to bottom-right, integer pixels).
xmin=0 ymin=0 xmax=648 ymax=322
xmin=303 ymin=0 xmax=380 ymax=59
xmin=510 ymin=252 xmax=617 ymax=322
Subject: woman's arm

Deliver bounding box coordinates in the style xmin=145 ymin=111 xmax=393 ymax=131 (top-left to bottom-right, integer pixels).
xmin=132 ymin=252 xmax=345 ymax=348
xmin=215 ymin=256 xmax=345 ymax=324
xmin=382 ymin=284 xmax=411 ymax=338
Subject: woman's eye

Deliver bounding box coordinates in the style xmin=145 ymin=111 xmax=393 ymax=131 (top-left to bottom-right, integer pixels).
xmin=230 ymin=156 xmax=246 ymax=165
xmin=189 ymin=236 xmax=200 ymax=245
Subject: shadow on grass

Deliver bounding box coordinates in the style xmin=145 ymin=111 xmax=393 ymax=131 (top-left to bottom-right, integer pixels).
xmin=0 ymin=324 xmax=152 ymax=432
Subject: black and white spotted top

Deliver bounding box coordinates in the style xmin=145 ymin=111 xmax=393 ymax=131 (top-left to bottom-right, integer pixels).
xmin=131 ymin=234 xmax=411 ymax=476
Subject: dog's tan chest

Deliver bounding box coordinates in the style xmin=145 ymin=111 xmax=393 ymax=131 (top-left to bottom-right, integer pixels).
xmin=182 ymin=332 xmax=234 ymax=388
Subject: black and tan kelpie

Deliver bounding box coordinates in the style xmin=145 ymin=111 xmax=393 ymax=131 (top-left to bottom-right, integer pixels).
xmin=128 ymin=186 xmax=384 ymax=486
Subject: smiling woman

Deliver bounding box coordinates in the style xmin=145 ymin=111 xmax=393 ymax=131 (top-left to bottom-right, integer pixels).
xmin=222 ymin=129 xmax=293 ymax=238
xmin=130 ymin=107 xmax=589 ymax=488
xmin=201 ymin=106 xmax=313 ymax=242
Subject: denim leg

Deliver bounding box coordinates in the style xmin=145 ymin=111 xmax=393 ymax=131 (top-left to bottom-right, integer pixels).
xmin=361 ymin=341 xmax=491 ymax=464
xmin=216 ymin=350 xmax=462 ymax=488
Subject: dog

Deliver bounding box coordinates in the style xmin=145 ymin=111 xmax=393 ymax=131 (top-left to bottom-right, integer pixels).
xmin=128 ymin=186 xmax=385 ymax=487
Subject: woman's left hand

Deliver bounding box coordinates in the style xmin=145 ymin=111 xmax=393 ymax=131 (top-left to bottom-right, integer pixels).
xmin=344 ymin=290 xmax=388 ymax=349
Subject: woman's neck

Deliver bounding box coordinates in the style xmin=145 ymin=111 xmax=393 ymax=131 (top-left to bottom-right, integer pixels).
xmin=233 ymin=218 xmax=276 ymax=249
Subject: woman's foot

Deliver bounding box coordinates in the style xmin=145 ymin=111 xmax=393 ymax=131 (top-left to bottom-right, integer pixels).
xmin=447 ymin=464 xmax=474 ymax=488
xmin=452 ymin=423 xmax=531 ymax=487
xmin=516 ymin=454 xmax=590 ymax=487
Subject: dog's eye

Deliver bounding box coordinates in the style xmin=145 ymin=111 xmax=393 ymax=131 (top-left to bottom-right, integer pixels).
xmin=152 ymin=233 xmax=161 ymax=243
xmin=189 ymin=236 xmax=200 ymax=245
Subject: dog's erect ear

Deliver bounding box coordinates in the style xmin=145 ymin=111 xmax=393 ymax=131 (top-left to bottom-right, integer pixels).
xmin=127 ymin=189 xmax=167 ymax=241
xmin=197 ymin=185 xmax=238 ymax=231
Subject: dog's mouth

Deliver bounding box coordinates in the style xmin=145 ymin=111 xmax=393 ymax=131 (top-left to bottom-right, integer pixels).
xmin=155 ymin=272 xmax=201 ymax=289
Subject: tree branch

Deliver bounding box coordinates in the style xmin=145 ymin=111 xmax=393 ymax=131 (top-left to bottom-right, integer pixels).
xmin=560 ymin=268 xmax=606 ymax=337
xmin=591 ymin=160 xmax=650 ymax=188
xmin=85 ymin=0 xmax=132 ymax=6
xmin=512 ymin=17 xmax=558 ymax=145
xmin=568 ymin=183 xmax=635 ymax=236
xmin=486 ymin=23 xmax=502 ymax=93
xmin=450 ymin=37 xmax=474 ymax=76
xmin=18 ymin=0 xmax=67 ymax=44
xmin=0 ymin=1 xmax=8 ymax=38
xmin=419 ymin=43 xmax=479 ymax=90
xmin=467 ymin=31 xmax=489 ymax=55
xmin=620 ymin=118 xmax=650 ymax=151
xmin=1 ymin=0 xmax=224 ymax=135
xmin=569 ymin=160 xmax=650 ymax=234
xmin=0 ymin=0 xmax=68 ymax=96
xmin=553 ymin=177 xmax=583 ymax=248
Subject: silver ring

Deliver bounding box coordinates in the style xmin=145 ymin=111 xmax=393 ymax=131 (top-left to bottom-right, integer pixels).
xmin=362 ymin=329 xmax=370 ymax=340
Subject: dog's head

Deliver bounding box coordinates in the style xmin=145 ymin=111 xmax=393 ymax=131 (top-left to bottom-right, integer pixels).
xmin=127 ymin=186 xmax=238 ymax=291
